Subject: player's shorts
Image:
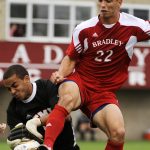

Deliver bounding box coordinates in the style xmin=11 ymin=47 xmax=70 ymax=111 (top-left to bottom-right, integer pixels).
xmin=64 ymin=72 xmax=119 ymax=121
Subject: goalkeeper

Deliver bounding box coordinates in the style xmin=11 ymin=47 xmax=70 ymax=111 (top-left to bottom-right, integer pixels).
xmin=3 ymin=64 xmax=79 ymax=150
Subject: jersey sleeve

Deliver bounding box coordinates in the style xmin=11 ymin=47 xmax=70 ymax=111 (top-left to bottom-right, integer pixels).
xmin=135 ymin=20 xmax=150 ymax=42
xmin=45 ymin=80 xmax=59 ymax=109
xmin=36 ymin=79 xmax=59 ymax=109
xmin=7 ymin=100 xmax=22 ymax=129
xmin=66 ymin=26 xmax=85 ymax=59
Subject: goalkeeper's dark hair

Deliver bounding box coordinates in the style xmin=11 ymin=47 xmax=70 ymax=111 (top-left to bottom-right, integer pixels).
xmin=3 ymin=64 xmax=29 ymax=80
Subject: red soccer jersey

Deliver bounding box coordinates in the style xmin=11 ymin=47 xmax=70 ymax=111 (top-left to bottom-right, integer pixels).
xmin=66 ymin=12 xmax=150 ymax=91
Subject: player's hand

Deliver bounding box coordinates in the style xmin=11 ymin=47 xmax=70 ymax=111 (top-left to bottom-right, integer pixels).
xmin=13 ymin=140 xmax=40 ymax=150
xmin=7 ymin=122 xmax=43 ymax=149
xmin=50 ymin=71 xmax=65 ymax=84
xmin=7 ymin=138 xmax=22 ymax=149
xmin=0 ymin=123 xmax=6 ymax=133
xmin=7 ymin=123 xmax=23 ymax=148
xmin=26 ymin=118 xmax=43 ymax=140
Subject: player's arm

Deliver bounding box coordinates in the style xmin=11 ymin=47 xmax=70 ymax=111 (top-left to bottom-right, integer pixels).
xmin=40 ymin=115 xmax=49 ymax=125
xmin=50 ymin=55 xmax=76 ymax=84
xmin=7 ymin=100 xmax=22 ymax=130
xmin=58 ymin=55 xmax=76 ymax=77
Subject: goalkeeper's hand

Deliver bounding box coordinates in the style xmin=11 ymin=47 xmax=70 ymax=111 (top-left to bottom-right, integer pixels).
xmin=14 ymin=139 xmax=40 ymax=150
xmin=7 ymin=122 xmax=43 ymax=149
xmin=26 ymin=118 xmax=43 ymax=140
xmin=7 ymin=138 xmax=21 ymax=149
xmin=7 ymin=123 xmax=23 ymax=149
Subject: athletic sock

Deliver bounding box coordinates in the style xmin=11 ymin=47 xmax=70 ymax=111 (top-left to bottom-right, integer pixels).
xmin=105 ymin=140 xmax=124 ymax=150
xmin=44 ymin=104 xmax=69 ymax=148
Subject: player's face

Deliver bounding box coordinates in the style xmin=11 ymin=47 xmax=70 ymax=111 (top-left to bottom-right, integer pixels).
xmin=98 ymin=0 xmax=122 ymax=23
xmin=3 ymin=74 xmax=32 ymax=101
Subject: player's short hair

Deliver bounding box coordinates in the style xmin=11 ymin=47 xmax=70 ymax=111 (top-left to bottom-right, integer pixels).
xmin=3 ymin=64 xmax=29 ymax=80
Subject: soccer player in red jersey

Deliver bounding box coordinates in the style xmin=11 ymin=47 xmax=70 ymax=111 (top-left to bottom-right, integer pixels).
xmin=27 ymin=0 xmax=150 ymax=150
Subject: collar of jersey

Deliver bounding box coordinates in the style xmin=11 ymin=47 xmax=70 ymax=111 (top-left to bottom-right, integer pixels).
xmin=22 ymin=82 xmax=37 ymax=103
xmin=103 ymin=23 xmax=116 ymax=28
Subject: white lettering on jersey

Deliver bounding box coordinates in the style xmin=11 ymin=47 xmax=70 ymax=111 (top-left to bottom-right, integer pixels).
xmin=95 ymin=50 xmax=113 ymax=62
xmin=92 ymin=39 xmax=123 ymax=47
xmin=33 ymin=108 xmax=51 ymax=118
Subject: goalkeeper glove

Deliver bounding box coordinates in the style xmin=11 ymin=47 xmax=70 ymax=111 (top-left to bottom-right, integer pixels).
xmin=7 ymin=123 xmax=23 ymax=149
xmin=7 ymin=122 xmax=43 ymax=149
xmin=26 ymin=118 xmax=43 ymax=139
xmin=14 ymin=140 xmax=40 ymax=150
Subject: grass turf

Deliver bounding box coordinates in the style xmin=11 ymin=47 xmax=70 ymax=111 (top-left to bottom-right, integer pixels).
xmin=0 ymin=140 xmax=150 ymax=150
xmin=78 ymin=140 xmax=150 ymax=150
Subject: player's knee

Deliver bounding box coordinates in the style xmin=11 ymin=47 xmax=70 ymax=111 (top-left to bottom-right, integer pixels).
xmin=110 ymin=127 xmax=125 ymax=142
xmin=58 ymin=94 xmax=76 ymax=112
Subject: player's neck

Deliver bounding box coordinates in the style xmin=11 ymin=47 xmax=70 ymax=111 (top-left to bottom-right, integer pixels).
xmin=99 ymin=12 xmax=120 ymax=25
xmin=27 ymin=83 xmax=33 ymax=98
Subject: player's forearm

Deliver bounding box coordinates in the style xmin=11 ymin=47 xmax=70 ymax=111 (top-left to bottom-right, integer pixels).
xmin=39 ymin=115 xmax=49 ymax=125
xmin=58 ymin=55 xmax=76 ymax=77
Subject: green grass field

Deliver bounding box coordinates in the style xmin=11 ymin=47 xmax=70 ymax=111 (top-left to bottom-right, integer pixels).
xmin=0 ymin=141 xmax=150 ymax=150
xmin=78 ymin=140 xmax=150 ymax=150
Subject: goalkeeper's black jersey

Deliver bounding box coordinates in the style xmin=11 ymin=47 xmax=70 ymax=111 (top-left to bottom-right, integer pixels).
xmin=7 ymin=79 xmax=78 ymax=150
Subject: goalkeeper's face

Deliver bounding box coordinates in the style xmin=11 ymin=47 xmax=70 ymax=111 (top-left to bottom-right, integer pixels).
xmin=3 ymin=74 xmax=32 ymax=101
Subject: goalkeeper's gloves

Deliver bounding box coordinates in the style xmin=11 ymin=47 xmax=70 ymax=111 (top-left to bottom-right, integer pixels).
xmin=7 ymin=122 xmax=43 ymax=149
xmin=13 ymin=139 xmax=40 ymax=150
xmin=7 ymin=123 xmax=23 ymax=149
xmin=7 ymin=138 xmax=21 ymax=149
xmin=26 ymin=118 xmax=43 ymax=139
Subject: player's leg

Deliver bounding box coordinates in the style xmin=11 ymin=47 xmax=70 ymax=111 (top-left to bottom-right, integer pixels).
xmin=93 ymin=104 xmax=125 ymax=150
xmin=43 ymin=81 xmax=81 ymax=149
